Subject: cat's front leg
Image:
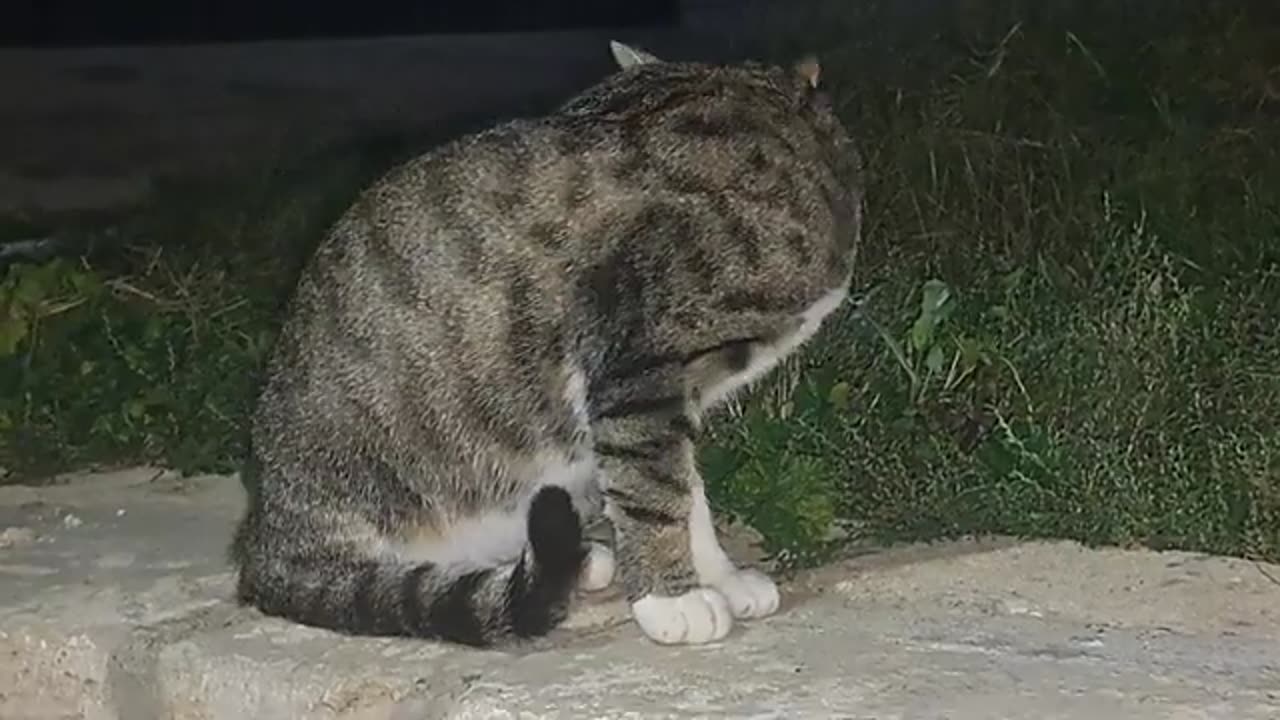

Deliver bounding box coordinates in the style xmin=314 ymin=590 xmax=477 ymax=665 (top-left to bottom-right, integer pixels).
xmin=588 ymin=393 xmax=727 ymax=643
xmin=592 ymin=399 xmax=776 ymax=644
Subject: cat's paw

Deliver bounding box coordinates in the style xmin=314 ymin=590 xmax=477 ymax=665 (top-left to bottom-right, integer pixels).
xmin=578 ymin=543 xmax=615 ymax=592
xmin=709 ymin=568 xmax=780 ymax=619
xmin=631 ymin=588 xmax=733 ymax=645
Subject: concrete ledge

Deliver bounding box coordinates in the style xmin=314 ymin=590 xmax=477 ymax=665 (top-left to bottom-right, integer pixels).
xmin=0 ymin=32 xmax=610 ymax=216
xmin=2 ymin=468 xmax=1278 ymax=719
xmin=0 ymin=24 xmax=746 ymax=217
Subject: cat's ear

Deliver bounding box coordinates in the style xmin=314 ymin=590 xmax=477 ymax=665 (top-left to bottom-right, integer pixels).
xmin=794 ymin=54 xmax=821 ymax=89
xmin=610 ymin=40 xmax=662 ymax=69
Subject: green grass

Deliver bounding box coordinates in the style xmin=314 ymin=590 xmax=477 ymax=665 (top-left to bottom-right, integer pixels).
xmin=701 ymin=0 xmax=1280 ymax=566
xmin=0 ymin=137 xmax=408 ymax=477
xmin=3 ymin=0 xmax=1278 ymax=565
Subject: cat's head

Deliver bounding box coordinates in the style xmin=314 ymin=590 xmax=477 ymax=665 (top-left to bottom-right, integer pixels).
xmin=607 ymin=40 xmax=858 ymax=192
xmin=610 ymin=41 xmax=824 ymax=98
xmin=606 ymin=40 xmax=862 ymax=260
xmin=607 ymin=40 xmax=845 ymax=141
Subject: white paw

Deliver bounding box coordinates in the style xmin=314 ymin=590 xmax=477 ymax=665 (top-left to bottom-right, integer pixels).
xmin=710 ymin=568 xmax=780 ymax=619
xmin=578 ymin=543 xmax=615 ymax=592
xmin=631 ymin=588 xmax=733 ymax=645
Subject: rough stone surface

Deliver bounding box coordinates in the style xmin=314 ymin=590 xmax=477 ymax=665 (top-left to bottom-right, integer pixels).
xmin=2 ymin=468 xmax=1278 ymax=719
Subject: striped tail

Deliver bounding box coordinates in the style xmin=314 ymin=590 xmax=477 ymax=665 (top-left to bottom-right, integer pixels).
xmin=234 ymin=486 xmax=588 ymax=647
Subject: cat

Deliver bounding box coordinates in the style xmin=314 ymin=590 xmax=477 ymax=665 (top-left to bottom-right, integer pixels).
xmin=229 ymin=40 xmax=863 ymax=647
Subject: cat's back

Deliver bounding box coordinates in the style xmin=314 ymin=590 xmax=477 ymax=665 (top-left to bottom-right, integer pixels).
xmin=283 ymin=56 xmax=862 ymax=366
xmin=250 ymin=46 xmax=863 ymax=513
xmin=338 ymin=57 xmax=858 ymax=260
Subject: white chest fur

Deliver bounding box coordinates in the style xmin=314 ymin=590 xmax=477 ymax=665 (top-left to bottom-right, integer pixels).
xmin=698 ymin=280 xmax=850 ymax=412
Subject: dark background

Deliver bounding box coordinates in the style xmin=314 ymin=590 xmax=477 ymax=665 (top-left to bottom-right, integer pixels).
xmin=3 ymin=0 xmax=683 ymax=48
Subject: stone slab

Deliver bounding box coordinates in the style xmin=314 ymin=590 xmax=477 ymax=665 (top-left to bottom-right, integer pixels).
xmin=0 ymin=469 xmax=242 ymax=720
xmin=2 ymin=468 xmax=1278 ymax=719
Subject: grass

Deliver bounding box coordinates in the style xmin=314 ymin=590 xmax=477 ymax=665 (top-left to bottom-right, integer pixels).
xmin=3 ymin=0 xmax=1278 ymax=566
xmin=701 ymin=0 xmax=1280 ymax=566
xmin=0 ymin=137 xmax=409 ymax=477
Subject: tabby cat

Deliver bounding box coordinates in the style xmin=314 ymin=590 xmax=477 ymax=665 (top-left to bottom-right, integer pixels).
xmin=230 ymin=41 xmax=863 ymax=647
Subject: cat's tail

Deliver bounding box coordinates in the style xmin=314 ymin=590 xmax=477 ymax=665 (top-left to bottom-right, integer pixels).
xmin=233 ymin=485 xmax=588 ymax=647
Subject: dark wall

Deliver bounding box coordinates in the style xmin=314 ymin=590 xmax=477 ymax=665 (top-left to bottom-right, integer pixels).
xmin=4 ymin=0 xmax=682 ymax=48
